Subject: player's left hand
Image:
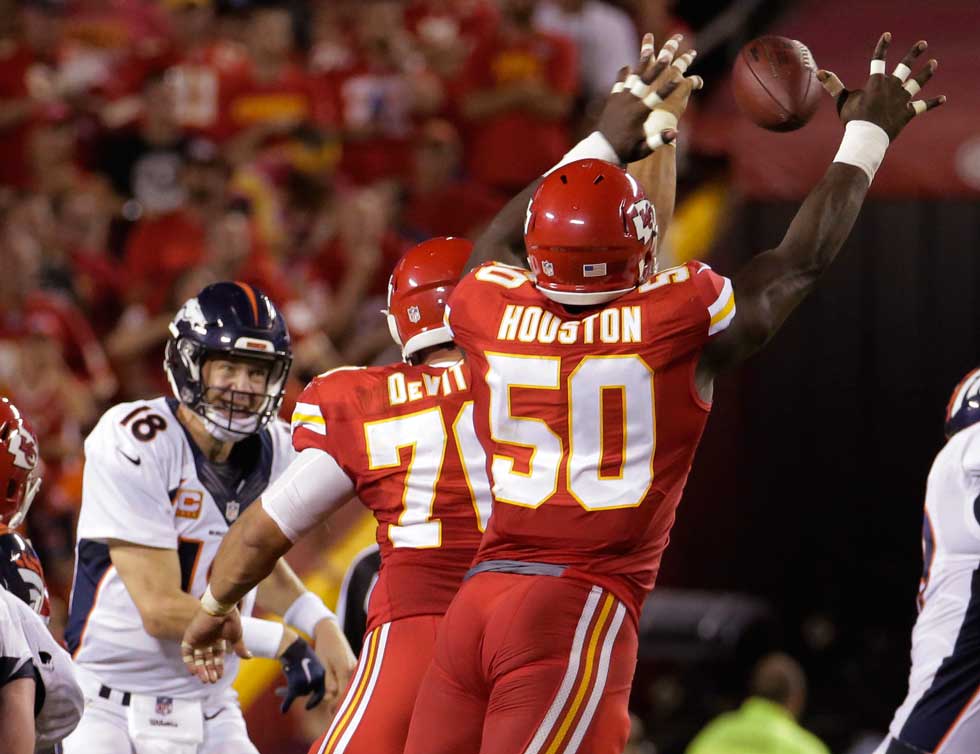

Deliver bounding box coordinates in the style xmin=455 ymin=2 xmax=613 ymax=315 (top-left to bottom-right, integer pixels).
xmin=312 ymin=617 xmax=357 ymax=711
xmin=597 ymin=32 xmax=704 ymax=162
xmin=276 ymin=636 xmax=327 ymax=712
xmin=181 ymin=606 xmax=249 ymax=684
xmin=816 ymin=33 xmax=946 ymax=141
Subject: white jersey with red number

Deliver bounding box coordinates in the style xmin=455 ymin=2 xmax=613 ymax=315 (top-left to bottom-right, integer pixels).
xmin=66 ymin=397 xmax=294 ymax=698
xmin=444 ymin=260 xmax=734 ymax=620
xmin=291 ymin=363 xmax=491 ymax=632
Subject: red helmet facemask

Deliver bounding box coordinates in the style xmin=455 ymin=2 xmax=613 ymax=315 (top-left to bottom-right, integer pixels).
xmin=385 ymin=237 xmax=473 ymax=361
xmin=0 ymin=398 xmax=41 ymax=530
xmin=525 ymin=159 xmax=658 ymax=305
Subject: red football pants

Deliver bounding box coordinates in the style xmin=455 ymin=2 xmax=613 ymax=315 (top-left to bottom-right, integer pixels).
xmin=404 ymin=572 xmax=637 ymax=754
xmin=309 ymin=614 xmax=441 ymax=754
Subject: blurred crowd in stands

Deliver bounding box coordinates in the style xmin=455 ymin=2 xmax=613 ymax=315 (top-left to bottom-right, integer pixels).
xmin=0 ymin=0 xmax=693 ymax=633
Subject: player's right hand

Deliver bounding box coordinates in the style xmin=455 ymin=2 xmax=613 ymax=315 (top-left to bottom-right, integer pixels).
xmin=312 ymin=617 xmax=357 ymax=712
xmin=597 ymin=33 xmax=704 ymax=163
xmin=181 ymin=606 xmax=249 ymax=684
xmin=816 ymin=33 xmax=946 ymax=141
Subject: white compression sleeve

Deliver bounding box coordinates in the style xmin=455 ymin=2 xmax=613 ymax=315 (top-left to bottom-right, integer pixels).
xmin=261 ymin=448 xmax=355 ymax=542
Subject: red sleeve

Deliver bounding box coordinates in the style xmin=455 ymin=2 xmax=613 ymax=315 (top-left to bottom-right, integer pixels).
xmin=687 ymin=261 xmax=735 ymax=337
xmin=290 ymin=369 xmax=367 ymax=477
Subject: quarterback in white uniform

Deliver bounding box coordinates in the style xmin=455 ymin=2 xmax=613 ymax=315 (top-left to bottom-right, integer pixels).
xmin=63 ymin=282 xmax=355 ymax=754
xmin=876 ymin=367 xmax=980 ymax=754
xmin=0 ymin=397 xmax=83 ymax=753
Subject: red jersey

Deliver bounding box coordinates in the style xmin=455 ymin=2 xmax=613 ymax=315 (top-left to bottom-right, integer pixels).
xmin=0 ymin=42 xmax=51 ymax=189
xmin=224 ymin=60 xmax=327 ymax=140
xmin=291 ymin=362 xmax=492 ymax=631
xmin=445 ymin=261 xmax=736 ymax=620
xmin=167 ymin=42 xmax=250 ymax=141
xmin=457 ymin=30 xmax=577 ymax=192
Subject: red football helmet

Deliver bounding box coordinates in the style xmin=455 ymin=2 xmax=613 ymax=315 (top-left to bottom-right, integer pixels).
xmin=0 ymin=398 xmax=41 ymax=529
xmin=525 ymin=159 xmax=658 ymax=305
xmin=386 ymin=237 xmax=473 ymax=361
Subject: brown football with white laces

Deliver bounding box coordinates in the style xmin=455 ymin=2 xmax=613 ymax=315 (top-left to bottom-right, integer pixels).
xmin=732 ymin=35 xmax=823 ymax=132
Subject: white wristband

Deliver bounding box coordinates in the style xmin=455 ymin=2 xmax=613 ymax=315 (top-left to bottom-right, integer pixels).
xmin=832 ymin=120 xmax=889 ymax=184
xmin=283 ymin=591 xmax=336 ymax=637
xmin=201 ymin=584 xmax=235 ymax=617
xmin=544 ymin=131 xmax=620 ymax=176
xmin=241 ymin=617 xmax=285 ymax=659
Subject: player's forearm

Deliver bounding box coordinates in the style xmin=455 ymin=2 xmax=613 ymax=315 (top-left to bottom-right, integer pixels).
xmin=628 ymin=146 xmax=676 ymax=238
xmin=706 ymin=162 xmax=870 ymax=370
xmin=256 ymin=557 xmax=308 ymax=616
xmin=209 ymin=502 xmax=292 ymax=608
xmin=0 ymin=678 xmax=36 ymax=754
xmin=467 ymin=179 xmax=542 ymax=272
xmin=141 ymin=591 xmax=208 ymax=641
xmin=775 ymin=162 xmax=869 ymax=283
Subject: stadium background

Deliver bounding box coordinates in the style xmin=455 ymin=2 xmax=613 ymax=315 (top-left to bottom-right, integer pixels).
xmin=0 ymin=0 xmax=976 ymax=751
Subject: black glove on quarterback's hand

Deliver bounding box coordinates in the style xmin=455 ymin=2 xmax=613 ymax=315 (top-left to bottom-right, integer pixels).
xmin=276 ymin=637 xmax=326 ymax=712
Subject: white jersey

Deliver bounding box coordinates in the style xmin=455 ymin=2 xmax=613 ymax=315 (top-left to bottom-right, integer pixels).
xmin=883 ymin=421 xmax=980 ymax=753
xmin=0 ymin=588 xmax=83 ymax=750
xmin=66 ymin=397 xmax=295 ymax=699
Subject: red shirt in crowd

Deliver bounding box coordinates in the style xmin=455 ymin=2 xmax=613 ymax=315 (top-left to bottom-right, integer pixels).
xmin=0 ymin=41 xmax=56 ymax=189
xmin=457 ymin=29 xmax=577 ymax=192
xmin=224 ymin=59 xmax=328 ymax=142
xmin=0 ymin=290 xmax=113 ymax=391
xmin=123 ymin=209 xmax=207 ymax=314
xmin=315 ymin=58 xmax=419 ymax=185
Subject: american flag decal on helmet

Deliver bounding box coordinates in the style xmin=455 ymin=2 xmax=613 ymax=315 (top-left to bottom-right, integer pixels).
xmin=583 ymin=263 xmax=607 ymax=277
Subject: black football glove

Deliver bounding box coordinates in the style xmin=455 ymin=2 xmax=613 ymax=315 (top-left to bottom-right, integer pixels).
xmin=276 ymin=636 xmax=326 ymax=712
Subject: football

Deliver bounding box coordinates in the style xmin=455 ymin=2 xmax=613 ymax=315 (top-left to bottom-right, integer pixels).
xmin=732 ymin=35 xmax=823 ymax=132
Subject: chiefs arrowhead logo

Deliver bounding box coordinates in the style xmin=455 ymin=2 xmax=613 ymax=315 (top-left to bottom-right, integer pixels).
xmin=7 ymin=429 xmax=37 ymax=472
xmin=628 ymin=199 xmax=657 ymax=245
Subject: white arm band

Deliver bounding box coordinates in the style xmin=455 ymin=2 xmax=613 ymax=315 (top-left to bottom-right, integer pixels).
xmin=544 ymin=131 xmax=620 ymax=175
xmin=283 ymin=591 xmax=336 ymax=636
xmin=241 ymin=617 xmax=285 ymax=659
xmin=833 ymin=120 xmax=889 ymax=184
xmin=261 ymin=448 xmax=355 ymax=543
xmin=201 ymin=584 xmax=235 ymax=616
